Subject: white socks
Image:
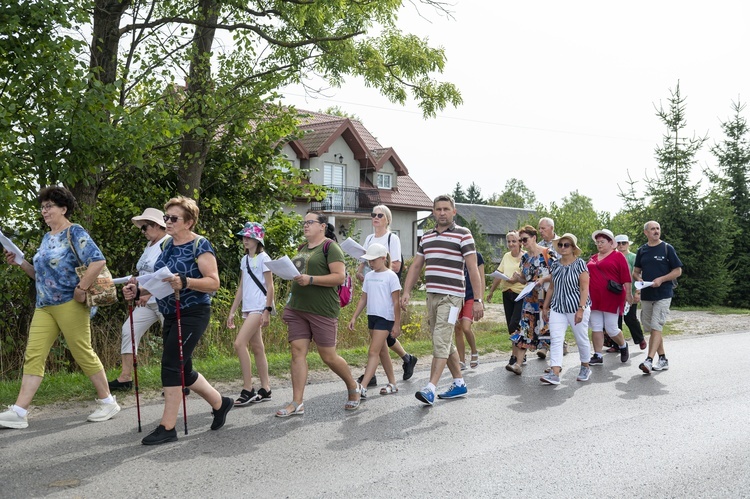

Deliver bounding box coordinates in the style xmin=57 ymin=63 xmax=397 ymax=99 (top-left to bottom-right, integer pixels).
xmin=453 ymin=378 xmax=466 ymax=387
xmin=100 ymin=395 xmax=115 ymax=405
xmin=425 ymin=383 xmax=436 ymax=394
xmin=12 ymin=405 xmax=28 ymax=417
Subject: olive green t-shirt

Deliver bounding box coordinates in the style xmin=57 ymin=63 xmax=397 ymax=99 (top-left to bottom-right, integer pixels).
xmin=288 ymin=239 xmax=345 ymax=318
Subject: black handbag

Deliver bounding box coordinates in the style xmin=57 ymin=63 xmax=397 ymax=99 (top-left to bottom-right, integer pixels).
xmin=607 ymin=279 xmax=623 ymax=294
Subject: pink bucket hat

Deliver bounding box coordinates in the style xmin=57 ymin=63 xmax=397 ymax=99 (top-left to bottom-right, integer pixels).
xmin=236 ymin=222 xmax=265 ymax=246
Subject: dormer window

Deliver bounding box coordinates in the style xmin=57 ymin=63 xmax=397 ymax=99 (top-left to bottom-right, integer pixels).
xmin=376 ymin=172 xmax=392 ymax=189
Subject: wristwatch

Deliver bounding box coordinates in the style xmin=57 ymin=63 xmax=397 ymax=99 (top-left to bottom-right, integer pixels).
xmin=475 ymin=299 xmax=483 ymax=304
xmin=264 ymin=306 xmax=273 ymax=312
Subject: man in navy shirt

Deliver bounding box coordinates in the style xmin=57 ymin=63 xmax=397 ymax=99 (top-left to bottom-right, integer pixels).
xmin=633 ymin=221 xmax=683 ymax=374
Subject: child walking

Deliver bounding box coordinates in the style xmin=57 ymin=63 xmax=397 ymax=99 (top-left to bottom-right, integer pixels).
xmin=347 ymin=244 xmax=402 ymax=398
xmin=227 ymin=222 xmax=274 ymax=405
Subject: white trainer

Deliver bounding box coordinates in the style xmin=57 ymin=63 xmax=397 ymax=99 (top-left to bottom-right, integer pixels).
xmin=0 ymin=406 xmax=29 ymax=429
xmin=87 ymin=397 xmax=121 ymax=422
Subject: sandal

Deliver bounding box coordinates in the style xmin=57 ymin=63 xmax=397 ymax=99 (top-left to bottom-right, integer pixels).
xmin=470 ymin=353 xmax=479 ymax=369
xmin=380 ymin=383 xmax=398 ymax=395
xmin=345 ymin=382 xmax=362 ymax=411
xmin=275 ymin=401 xmax=304 ymax=418
xmin=234 ymin=388 xmax=256 ymax=407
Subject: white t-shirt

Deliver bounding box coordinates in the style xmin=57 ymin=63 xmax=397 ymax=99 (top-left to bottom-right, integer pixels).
xmin=362 ymin=232 xmax=402 ymax=276
xmin=362 ymin=269 xmax=402 ymax=320
xmin=240 ymin=252 xmax=272 ymax=312
xmin=137 ymin=235 xmax=170 ymax=304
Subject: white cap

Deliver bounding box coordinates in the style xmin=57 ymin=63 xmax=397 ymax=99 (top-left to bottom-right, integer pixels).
xmin=361 ymin=243 xmax=388 ymax=261
xmin=614 ymin=234 xmax=632 ymax=244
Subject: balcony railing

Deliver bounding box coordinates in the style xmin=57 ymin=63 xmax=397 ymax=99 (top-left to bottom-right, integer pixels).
xmin=310 ymin=186 xmax=381 ymax=213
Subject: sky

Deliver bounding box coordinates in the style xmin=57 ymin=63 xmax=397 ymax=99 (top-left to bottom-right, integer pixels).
xmin=279 ymin=0 xmax=750 ymax=215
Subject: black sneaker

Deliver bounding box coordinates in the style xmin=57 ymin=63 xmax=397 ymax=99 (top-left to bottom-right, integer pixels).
xmin=589 ymin=355 xmax=604 ymax=366
xmin=142 ymin=425 xmax=177 ymax=446
xmin=357 ymin=374 xmax=378 ymax=387
xmin=108 ymin=379 xmax=132 ymax=391
xmin=234 ymin=388 xmax=256 ymax=407
xmin=619 ymin=343 xmax=630 ymax=363
xmin=251 ymin=387 xmax=272 ymax=403
xmin=403 ymin=355 xmax=418 ymax=380
xmin=210 ymin=396 xmax=233 ymax=430
xmin=508 ymin=355 xmax=517 ymax=366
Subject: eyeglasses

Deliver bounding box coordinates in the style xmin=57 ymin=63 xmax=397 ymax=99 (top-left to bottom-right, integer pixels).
xmin=163 ymin=215 xmax=183 ymax=223
xmin=301 ymin=220 xmax=321 ymax=227
xmin=140 ymin=224 xmax=150 ymax=232
xmin=519 ymin=237 xmax=529 ymax=243
xmin=558 ymin=242 xmax=573 ymax=248
xmin=40 ymin=203 xmax=57 ymax=212
xmin=595 ymin=239 xmax=610 ymax=245
xmin=370 ymin=213 xmax=385 ymax=219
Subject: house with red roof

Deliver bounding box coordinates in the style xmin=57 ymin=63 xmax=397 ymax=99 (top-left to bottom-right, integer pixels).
xmin=280 ymin=110 xmax=433 ymax=258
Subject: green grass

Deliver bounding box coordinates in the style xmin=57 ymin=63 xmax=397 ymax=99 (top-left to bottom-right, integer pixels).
xmin=673 ymin=305 xmax=750 ymax=315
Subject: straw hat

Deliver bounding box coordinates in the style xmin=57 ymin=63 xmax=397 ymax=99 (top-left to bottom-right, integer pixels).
xmin=554 ymin=233 xmax=582 ymax=257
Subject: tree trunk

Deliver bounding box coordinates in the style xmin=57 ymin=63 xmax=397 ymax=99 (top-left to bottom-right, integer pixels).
xmin=177 ymin=0 xmax=219 ymax=199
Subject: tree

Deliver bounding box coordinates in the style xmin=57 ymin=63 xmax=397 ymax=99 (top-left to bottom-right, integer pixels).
xmin=709 ymin=100 xmax=750 ymax=307
xmin=461 ymin=218 xmax=494 ymax=266
xmin=488 ymin=178 xmax=537 ymax=208
xmin=464 ymin=182 xmax=485 ymax=205
xmin=451 ymin=182 xmax=467 ymax=203
xmin=644 ymin=83 xmax=733 ymax=306
xmin=540 ymin=191 xmax=605 ymax=256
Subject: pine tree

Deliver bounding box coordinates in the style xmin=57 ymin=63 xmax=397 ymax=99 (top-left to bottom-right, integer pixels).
xmin=465 ymin=182 xmax=485 ymax=204
xmin=710 ymin=101 xmax=750 ymax=307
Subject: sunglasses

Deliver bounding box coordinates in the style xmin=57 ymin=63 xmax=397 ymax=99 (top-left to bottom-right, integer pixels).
xmin=370 ymin=213 xmax=385 ymax=219
xmin=617 ymin=241 xmax=628 ymax=245
xmin=558 ymin=242 xmax=573 ymax=248
xmin=519 ymin=237 xmax=529 ymax=243
xmin=140 ymin=224 xmax=150 ymax=232
xmin=163 ymin=215 xmax=183 ymax=223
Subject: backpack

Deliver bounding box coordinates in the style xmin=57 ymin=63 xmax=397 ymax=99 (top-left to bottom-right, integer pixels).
xmin=299 ymin=238 xmax=353 ymax=307
xmin=364 ymin=232 xmax=403 ymax=279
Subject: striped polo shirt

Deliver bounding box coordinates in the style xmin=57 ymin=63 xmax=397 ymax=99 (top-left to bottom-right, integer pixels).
xmin=418 ymin=223 xmax=476 ymax=297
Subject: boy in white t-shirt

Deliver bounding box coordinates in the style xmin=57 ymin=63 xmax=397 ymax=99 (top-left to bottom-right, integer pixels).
xmin=348 ymin=244 xmax=402 ymax=397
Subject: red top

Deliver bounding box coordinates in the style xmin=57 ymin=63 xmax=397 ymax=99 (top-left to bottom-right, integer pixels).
xmin=587 ymin=250 xmax=631 ymax=313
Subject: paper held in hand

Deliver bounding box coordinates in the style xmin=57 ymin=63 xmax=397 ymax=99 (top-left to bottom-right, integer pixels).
xmin=634 ymin=281 xmax=654 ymax=290
xmin=140 ymin=267 xmax=178 ymax=300
xmin=264 ymin=256 xmax=300 ymax=280
xmin=488 ymin=270 xmax=510 ymax=281
xmin=0 ymin=230 xmax=28 ymax=267
xmin=339 ymin=237 xmax=366 ymax=260
xmin=514 ymin=281 xmax=537 ymax=302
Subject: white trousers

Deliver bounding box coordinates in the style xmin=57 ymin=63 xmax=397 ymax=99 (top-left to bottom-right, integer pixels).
xmin=120 ymin=302 xmax=163 ymax=354
xmin=548 ymin=309 xmax=591 ymax=368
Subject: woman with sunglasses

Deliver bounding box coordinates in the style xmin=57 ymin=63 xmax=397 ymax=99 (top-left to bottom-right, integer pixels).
xmin=505 ymin=225 xmax=555 ymax=375
xmin=276 ymin=211 xmax=361 ymax=416
xmin=587 ymin=229 xmax=633 ymax=366
xmin=108 ymin=208 xmax=169 ymax=392
xmin=354 ymin=205 xmax=418 ymax=384
xmin=541 ymin=234 xmax=592 ymax=384
xmin=123 ymin=196 xmax=232 ymax=444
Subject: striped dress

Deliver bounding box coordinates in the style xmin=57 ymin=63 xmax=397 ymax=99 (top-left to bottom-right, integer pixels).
xmin=549 ymin=258 xmax=591 ymax=314
xmin=418 ymin=223 xmax=476 ymax=297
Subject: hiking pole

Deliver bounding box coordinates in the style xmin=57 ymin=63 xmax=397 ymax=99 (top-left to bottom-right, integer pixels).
xmin=175 ymin=289 xmax=188 ymax=435
xmin=128 ymin=299 xmax=142 ymax=432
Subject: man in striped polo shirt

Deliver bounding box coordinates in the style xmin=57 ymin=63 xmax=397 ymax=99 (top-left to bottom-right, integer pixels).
xmin=401 ymin=194 xmax=485 ymax=405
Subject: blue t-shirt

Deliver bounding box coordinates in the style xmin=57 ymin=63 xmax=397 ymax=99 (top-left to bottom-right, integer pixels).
xmin=33 ymin=224 xmax=105 ymax=308
xmin=155 ymin=236 xmax=215 ymax=315
xmin=464 ymin=251 xmax=485 ymax=301
xmin=634 ymin=241 xmax=683 ymax=301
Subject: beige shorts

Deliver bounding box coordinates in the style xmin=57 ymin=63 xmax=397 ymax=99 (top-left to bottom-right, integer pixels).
xmin=426 ymin=293 xmax=463 ymax=359
xmin=640 ymin=298 xmax=672 ymax=332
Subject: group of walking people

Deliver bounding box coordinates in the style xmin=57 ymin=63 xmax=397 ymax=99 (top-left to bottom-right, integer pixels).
xmin=0 ymin=187 xmax=683 ymax=441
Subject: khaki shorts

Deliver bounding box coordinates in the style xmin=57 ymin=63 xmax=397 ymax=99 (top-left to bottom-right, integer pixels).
xmin=426 ymin=293 xmax=463 ymax=359
xmin=640 ymin=298 xmax=672 ymax=332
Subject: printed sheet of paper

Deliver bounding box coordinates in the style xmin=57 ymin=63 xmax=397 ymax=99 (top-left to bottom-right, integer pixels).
xmin=634 ymin=281 xmax=654 ymax=290
xmin=340 ymin=237 xmax=367 ymax=260
xmin=0 ymin=230 xmax=28 ymax=267
xmin=488 ymin=270 xmax=510 ymax=281
xmin=514 ymin=281 xmax=537 ymax=302
xmin=265 ymin=256 xmax=300 ymax=280
xmin=141 ymin=267 xmax=177 ymax=300
xmin=112 ymin=275 xmax=151 ymax=286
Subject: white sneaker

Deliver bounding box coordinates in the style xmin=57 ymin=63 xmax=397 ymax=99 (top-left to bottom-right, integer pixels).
xmin=87 ymin=397 xmax=121 ymax=422
xmin=0 ymin=406 xmax=29 ymax=429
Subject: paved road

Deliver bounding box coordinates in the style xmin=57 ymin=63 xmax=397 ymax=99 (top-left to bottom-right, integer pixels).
xmin=1 ymin=331 xmax=749 ymax=498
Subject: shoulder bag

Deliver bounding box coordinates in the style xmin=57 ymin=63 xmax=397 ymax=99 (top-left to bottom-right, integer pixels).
xmin=68 ymin=226 xmax=118 ymax=307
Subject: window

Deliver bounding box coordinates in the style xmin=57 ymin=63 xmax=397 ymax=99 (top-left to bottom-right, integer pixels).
xmin=376 ymin=172 xmax=392 ymax=189
xmin=324 ymin=163 xmax=345 ymax=210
